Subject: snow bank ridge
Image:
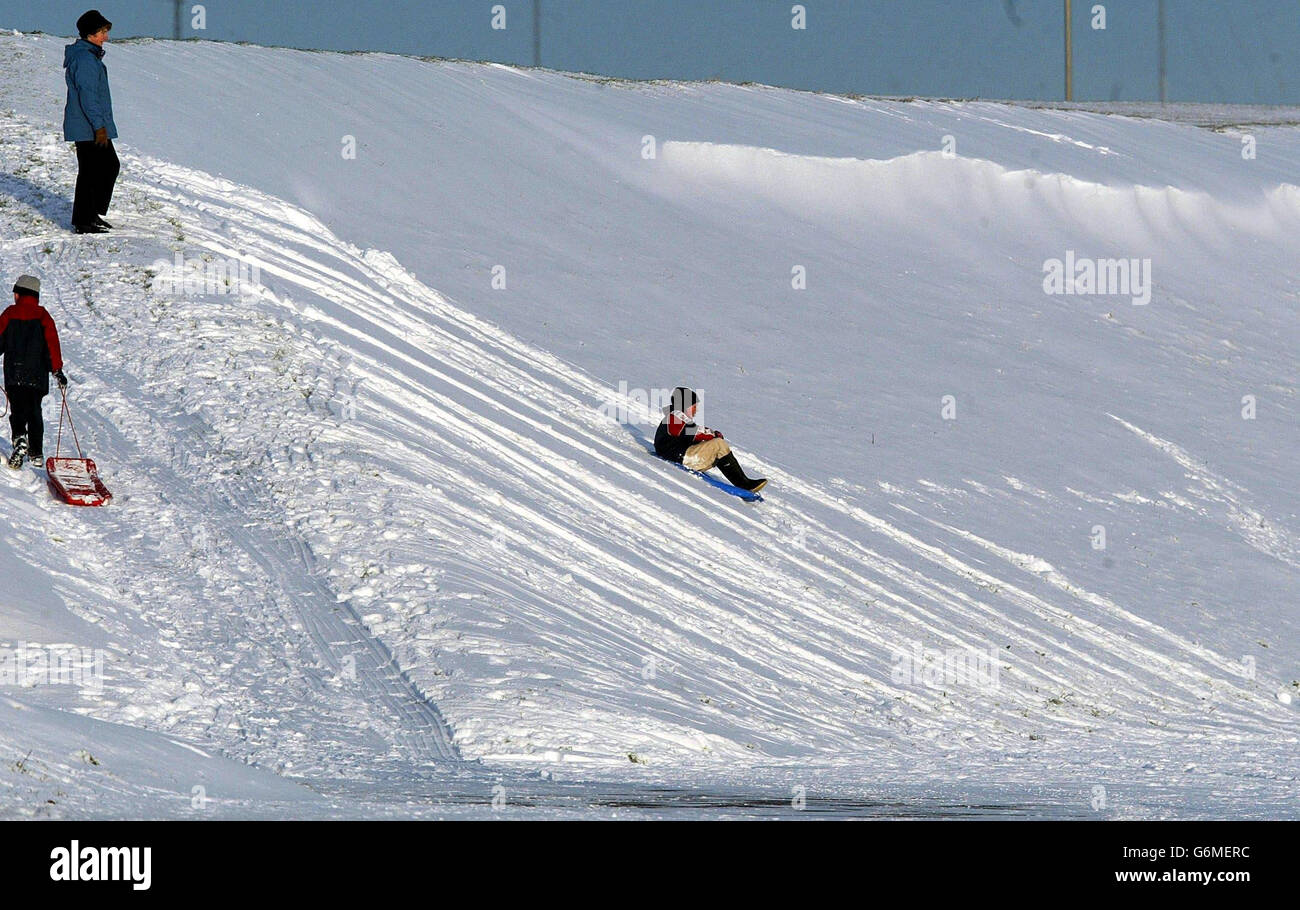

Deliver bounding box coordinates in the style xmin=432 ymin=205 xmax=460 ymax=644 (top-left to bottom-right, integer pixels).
xmin=661 ymin=141 xmax=1300 ymax=242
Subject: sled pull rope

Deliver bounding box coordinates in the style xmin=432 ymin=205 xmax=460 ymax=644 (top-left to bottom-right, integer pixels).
xmin=54 ymin=386 xmax=85 ymax=459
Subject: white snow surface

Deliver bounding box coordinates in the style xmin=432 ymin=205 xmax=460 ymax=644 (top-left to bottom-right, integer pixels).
xmin=0 ymin=33 xmax=1297 ymax=818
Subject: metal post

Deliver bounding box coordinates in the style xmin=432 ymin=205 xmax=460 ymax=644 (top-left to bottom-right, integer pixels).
xmin=1157 ymin=0 xmax=1167 ymax=103
xmin=533 ymin=0 xmax=541 ymax=67
xmin=1064 ymin=0 xmax=1074 ymax=101
xmin=173 ymin=0 xmax=181 ymax=40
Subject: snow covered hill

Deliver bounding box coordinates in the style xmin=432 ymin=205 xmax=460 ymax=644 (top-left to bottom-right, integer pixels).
xmin=0 ymin=31 xmax=1297 ymax=818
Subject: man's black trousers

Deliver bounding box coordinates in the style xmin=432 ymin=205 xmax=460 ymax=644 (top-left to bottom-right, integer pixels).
xmin=72 ymin=139 xmax=119 ymax=227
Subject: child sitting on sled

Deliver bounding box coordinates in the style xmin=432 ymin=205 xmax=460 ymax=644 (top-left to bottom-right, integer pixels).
xmin=653 ymin=387 xmax=766 ymax=493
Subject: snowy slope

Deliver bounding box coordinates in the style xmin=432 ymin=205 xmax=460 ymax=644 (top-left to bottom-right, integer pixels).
xmin=1 ymin=32 xmax=1297 ymax=818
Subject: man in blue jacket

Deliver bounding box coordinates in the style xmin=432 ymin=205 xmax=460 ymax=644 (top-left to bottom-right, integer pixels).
xmin=63 ymin=10 xmax=119 ymax=234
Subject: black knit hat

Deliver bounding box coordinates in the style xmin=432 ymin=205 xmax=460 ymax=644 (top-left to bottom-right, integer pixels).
xmin=77 ymin=9 xmax=112 ymax=39
xmin=669 ymin=387 xmax=699 ymax=414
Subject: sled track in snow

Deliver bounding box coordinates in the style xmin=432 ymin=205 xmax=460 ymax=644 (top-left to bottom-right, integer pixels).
xmin=210 ymin=471 xmax=460 ymax=762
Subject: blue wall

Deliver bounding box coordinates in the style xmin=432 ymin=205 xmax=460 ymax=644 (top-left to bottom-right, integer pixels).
xmin=4 ymin=1 xmax=1296 ymax=103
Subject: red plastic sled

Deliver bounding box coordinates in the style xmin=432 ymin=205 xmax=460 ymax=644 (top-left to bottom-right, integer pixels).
xmin=46 ymin=456 xmax=112 ymax=507
xmin=44 ymin=389 xmax=112 ymax=506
